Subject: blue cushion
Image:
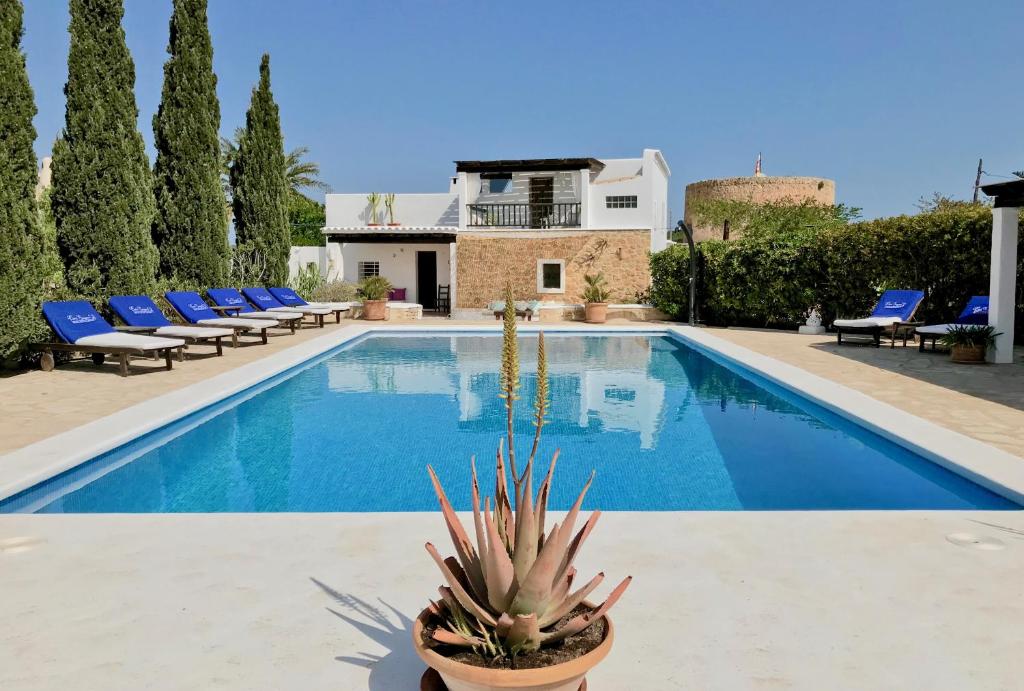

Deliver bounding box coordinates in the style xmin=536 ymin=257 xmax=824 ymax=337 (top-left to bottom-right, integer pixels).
xmin=242 ymin=287 xmax=285 ymax=311
xmin=956 ymin=296 xmax=989 ymax=325
xmin=268 ymin=287 xmax=309 ymax=307
xmin=207 ymin=288 xmax=258 ymax=314
xmin=109 ymin=296 xmax=172 ymax=328
xmin=42 ymin=301 xmax=115 ymax=344
xmin=869 ymin=290 xmax=924 ymax=320
xmin=165 ymin=291 xmax=218 ymax=324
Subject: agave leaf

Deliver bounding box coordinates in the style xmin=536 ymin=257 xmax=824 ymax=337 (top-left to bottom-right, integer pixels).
xmin=481 ymin=497 xmax=517 ymax=612
xmin=495 ymin=612 xmax=514 ymax=638
xmin=432 ymin=628 xmax=483 ymax=647
xmin=538 ymin=571 xmax=605 ymax=627
xmin=512 ymin=456 xmax=538 ymax=581
xmin=427 ymin=466 xmax=487 ymax=600
xmin=494 ymin=440 xmax=514 ymax=552
xmin=470 ymin=458 xmax=488 ymax=579
xmin=549 ymin=566 xmax=576 ymax=610
xmin=552 ymin=510 xmax=601 ymax=589
xmin=425 ymin=542 xmax=497 ymax=627
xmin=509 ymin=522 xmax=562 ymax=615
xmin=505 ymin=613 xmax=543 ymax=653
xmin=534 ymin=450 xmax=559 ymax=545
xmin=540 ymin=576 xmax=631 ymax=645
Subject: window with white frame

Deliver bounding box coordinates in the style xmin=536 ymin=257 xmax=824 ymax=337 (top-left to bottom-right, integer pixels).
xmin=357 ymin=261 xmax=380 ymax=279
xmin=605 ymin=195 xmax=638 ymax=208
xmin=536 ymin=259 xmax=565 ymax=294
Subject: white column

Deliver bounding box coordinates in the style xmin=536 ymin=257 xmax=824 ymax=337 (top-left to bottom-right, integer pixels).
xmin=578 ymin=168 xmax=591 ymax=229
xmin=988 ymin=206 xmax=1019 ymax=363
xmin=456 ymin=172 xmax=470 ymax=230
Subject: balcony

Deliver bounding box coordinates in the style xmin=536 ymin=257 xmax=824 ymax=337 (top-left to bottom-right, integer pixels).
xmin=466 ymin=202 xmax=581 ymax=229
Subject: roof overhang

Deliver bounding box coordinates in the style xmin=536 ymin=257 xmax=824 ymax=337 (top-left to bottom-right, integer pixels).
xmin=322 ymin=226 xmax=457 ymax=243
xmin=980 ymin=179 xmax=1024 ymax=208
xmin=454 ymin=158 xmax=605 ymax=174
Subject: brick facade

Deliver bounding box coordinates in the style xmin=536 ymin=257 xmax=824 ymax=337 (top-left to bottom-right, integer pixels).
xmin=455 ymin=230 xmax=651 ymax=308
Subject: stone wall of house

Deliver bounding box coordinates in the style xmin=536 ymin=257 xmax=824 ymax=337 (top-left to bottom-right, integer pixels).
xmin=684 ymin=176 xmax=835 ymax=242
xmin=455 ymin=230 xmax=651 ymax=308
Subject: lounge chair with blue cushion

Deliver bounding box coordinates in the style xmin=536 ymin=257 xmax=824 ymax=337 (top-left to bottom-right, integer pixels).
xmin=36 ymin=301 xmax=186 ymax=377
xmin=206 ymin=288 xmax=301 ymax=333
xmin=833 ymin=289 xmax=925 ymax=347
xmin=165 ymin=291 xmax=278 ymax=346
xmin=268 ymin=287 xmax=351 ymax=323
xmin=490 ymin=300 xmax=542 ymax=322
xmin=242 ymin=287 xmax=329 ymax=327
xmin=109 ymin=295 xmax=233 ymax=356
xmin=914 ymin=296 xmax=989 ymax=352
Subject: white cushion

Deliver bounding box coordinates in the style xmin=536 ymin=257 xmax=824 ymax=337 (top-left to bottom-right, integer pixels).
xmin=233 ymin=311 xmax=302 ymax=321
xmin=154 ymin=325 xmax=234 ymax=339
xmin=197 ymin=317 xmax=279 ymax=329
xmin=309 ymin=301 xmax=351 ymax=310
xmin=833 ymin=317 xmax=902 ymax=328
xmin=75 ymin=332 xmax=186 ymax=350
xmin=270 ymin=305 xmax=331 ymax=315
xmin=915 ymin=323 xmax=954 ymax=336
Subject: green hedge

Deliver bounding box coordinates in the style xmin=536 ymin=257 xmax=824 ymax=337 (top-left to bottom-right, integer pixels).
xmin=651 ymin=205 xmax=1024 ymax=340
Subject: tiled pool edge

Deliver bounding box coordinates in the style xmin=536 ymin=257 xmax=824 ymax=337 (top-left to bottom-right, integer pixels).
xmin=1 ymin=323 xmax=1022 ymax=506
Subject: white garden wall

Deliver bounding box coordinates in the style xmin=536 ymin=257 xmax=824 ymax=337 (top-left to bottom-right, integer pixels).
xmin=288 ymin=243 xmax=343 ymax=280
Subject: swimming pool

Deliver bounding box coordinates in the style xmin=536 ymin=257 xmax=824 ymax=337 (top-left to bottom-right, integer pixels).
xmin=0 ymin=332 xmax=1017 ymax=513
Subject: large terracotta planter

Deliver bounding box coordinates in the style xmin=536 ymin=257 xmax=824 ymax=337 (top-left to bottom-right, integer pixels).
xmin=950 ymin=344 xmax=986 ymax=363
xmin=583 ymin=303 xmax=608 ymax=324
xmin=413 ymin=606 xmax=614 ymax=691
xmin=362 ymin=299 xmax=387 ymax=321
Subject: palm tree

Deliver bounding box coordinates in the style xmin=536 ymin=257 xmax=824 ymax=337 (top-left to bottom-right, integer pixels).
xmin=220 ymin=127 xmax=330 ymax=203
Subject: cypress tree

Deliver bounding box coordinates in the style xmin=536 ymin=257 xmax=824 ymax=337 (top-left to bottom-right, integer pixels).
xmin=152 ymin=0 xmax=228 ymax=286
xmin=0 ymin=1 xmax=46 ymax=361
xmin=51 ymin=0 xmax=158 ymax=298
xmin=231 ymin=54 xmax=290 ymax=285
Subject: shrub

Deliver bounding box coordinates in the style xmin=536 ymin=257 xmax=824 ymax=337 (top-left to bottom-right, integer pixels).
xmin=289 ymin=262 xmax=323 ymax=299
xmin=358 ymin=276 xmax=392 ymax=301
xmin=310 ymin=279 xmax=358 ymax=303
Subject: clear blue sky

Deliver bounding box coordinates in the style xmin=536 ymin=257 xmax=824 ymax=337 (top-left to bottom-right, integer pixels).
xmin=22 ymin=0 xmax=1024 ymax=221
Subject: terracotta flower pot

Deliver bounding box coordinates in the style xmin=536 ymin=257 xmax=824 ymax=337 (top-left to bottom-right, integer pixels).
xmin=950 ymin=344 xmax=986 ymax=363
xmin=584 ymin=303 xmax=608 ymax=324
xmin=412 ymin=606 xmax=614 ymax=691
xmin=362 ymin=299 xmax=387 ymax=321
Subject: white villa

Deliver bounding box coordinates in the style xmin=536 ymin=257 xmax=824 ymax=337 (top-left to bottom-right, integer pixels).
xmin=321 ymin=150 xmax=671 ymax=316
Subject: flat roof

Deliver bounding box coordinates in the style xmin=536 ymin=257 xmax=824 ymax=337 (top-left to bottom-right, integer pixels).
xmin=454 ymin=158 xmax=605 ymax=174
xmin=980 ymin=179 xmax=1024 ymax=208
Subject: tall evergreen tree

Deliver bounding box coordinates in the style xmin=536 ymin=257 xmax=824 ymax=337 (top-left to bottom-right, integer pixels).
xmin=0 ymin=1 xmax=46 ymax=361
xmin=231 ymin=54 xmax=290 ymax=285
xmin=51 ymin=0 xmax=158 ymax=298
xmin=152 ymin=0 xmax=227 ymax=286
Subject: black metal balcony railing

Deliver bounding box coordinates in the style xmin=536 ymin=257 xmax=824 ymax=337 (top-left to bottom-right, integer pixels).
xmin=466 ymin=202 xmax=581 ymax=228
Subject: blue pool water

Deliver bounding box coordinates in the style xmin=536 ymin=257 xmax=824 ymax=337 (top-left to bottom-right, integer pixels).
xmin=0 ymin=333 xmax=1017 ymax=513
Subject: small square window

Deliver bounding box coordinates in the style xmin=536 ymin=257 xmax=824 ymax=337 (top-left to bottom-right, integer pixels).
xmin=537 ymin=259 xmax=565 ymax=294
xmin=358 ymin=261 xmax=380 ymax=279
xmin=605 ymin=195 xmax=638 ymax=209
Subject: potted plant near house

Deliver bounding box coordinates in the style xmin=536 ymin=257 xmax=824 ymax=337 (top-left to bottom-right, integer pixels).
xmin=358 ymin=275 xmax=392 ymax=320
xmin=940 ymin=324 xmax=1001 ymax=363
xmin=581 ymin=273 xmax=612 ymax=324
xmin=384 ymin=193 xmax=400 ymax=226
xmin=366 ymin=192 xmax=382 ymax=226
xmin=414 ymin=289 xmax=631 ymax=691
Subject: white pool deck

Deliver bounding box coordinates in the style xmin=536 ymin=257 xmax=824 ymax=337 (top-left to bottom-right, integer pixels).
xmin=1 ymin=324 xmax=1023 ymax=690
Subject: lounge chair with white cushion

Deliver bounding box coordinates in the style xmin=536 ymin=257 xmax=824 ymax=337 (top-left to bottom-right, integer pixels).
xmin=914 ymin=296 xmax=989 ymax=352
xmin=833 ymin=289 xmax=925 ymax=347
xmin=108 ymin=295 xmax=233 ymax=356
xmin=165 ymin=291 xmax=278 ymax=346
xmin=490 ymin=300 xmax=542 ymax=321
xmin=206 ymin=288 xmax=302 ymax=333
xmin=268 ymin=286 xmax=351 ymax=323
xmin=242 ymin=287 xmax=329 ymax=327
xmin=36 ymin=301 xmax=186 ymax=377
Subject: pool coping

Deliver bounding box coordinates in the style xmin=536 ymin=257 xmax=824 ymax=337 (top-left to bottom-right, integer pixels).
xmin=0 ymin=323 xmax=1022 ymax=506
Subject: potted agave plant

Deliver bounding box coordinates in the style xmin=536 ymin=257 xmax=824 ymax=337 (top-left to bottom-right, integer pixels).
xmin=581 ymin=273 xmax=611 ymax=324
xmin=384 ymin=193 xmax=400 ymax=227
xmin=358 ymin=275 xmax=392 ymax=320
xmin=940 ymin=324 xmax=1001 ymax=363
xmin=367 ymin=192 xmax=382 ymax=226
xmin=414 ymin=287 xmax=631 ymax=691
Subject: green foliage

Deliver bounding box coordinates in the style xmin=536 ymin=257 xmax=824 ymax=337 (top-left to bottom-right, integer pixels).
xmin=651 ymin=202 xmax=1022 ymax=334
xmin=151 ymin=0 xmax=228 ymax=286
xmin=358 ymin=275 xmax=392 ymax=301
xmin=690 ymin=198 xmax=860 ymax=239
xmin=36 ymin=188 xmax=65 ymax=290
xmin=289 ymin=262 xmax=323 ymax=299
xmin=288 ymin=191 xmax=326 ymax=246
xmin=230 ymin=54 xmax=290 ymax=285
xmin=310 ymin=279 xmax=358 ymax=303
xmin=51 ymin=0 xmax=158 ymax=298
xmin=0 ymin=1 xmax=47 ymax=362
xmin=939 ymin=324 xmax=1000 ymax=348
xmin=580 ymin=272 xmax=611 ymax=303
